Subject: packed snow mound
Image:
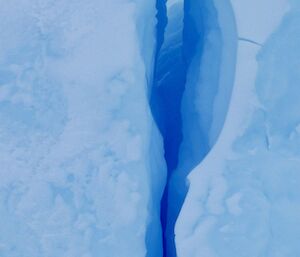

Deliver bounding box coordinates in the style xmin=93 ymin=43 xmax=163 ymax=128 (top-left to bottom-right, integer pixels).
xmin=176 ymin=0 xmax=300 ymax=257
xmin=0 ymin=1 xmax=165 ymax=257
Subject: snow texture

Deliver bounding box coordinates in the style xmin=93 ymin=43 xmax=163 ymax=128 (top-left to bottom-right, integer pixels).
xmin=176 ymin=0 xmax=300 ymax=257
xmin=1 ymin=0 xmax=300 ymax=256
xmin=0 ymin=1 xmax=166 ymax=257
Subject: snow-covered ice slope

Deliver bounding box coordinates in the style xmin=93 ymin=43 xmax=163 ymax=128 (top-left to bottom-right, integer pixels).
xmin=0 ymin=1 xmax=166 ymax=257
xmin=176 ymin=0 xmax=300 ymax=256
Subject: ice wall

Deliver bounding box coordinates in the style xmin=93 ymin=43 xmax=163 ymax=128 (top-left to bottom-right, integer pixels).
xmin=151 ymin=0 xmax=237 ymax=256
xmin=150 ymin=0 xmax=186 ymax=256
xmin=165 ymin=0 xmax=236 ymax=256
xmin=0 ymin=1 xmax=166 ymax=257
xmin=176 ymin=1 xmax=300 ymax=256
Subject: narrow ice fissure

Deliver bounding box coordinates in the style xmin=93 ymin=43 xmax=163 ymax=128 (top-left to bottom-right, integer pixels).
xmin=151 ymin=0 xmax=204 ymax=256
xmin=150 ymin=0 xmax=236 ymax=256
xmin=151 ymin=0 xmax=186 ymax=256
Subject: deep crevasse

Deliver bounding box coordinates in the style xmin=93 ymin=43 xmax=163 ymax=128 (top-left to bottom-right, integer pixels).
xmin=151 ymin=0 xmax=236 ymax=256
xmin=151 ymin=0 xmax=185 ymax=256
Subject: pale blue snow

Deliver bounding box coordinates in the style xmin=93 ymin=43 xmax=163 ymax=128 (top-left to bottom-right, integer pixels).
xmin=1 ymin=0 xmax=300 ymax=257
xmin=0 ymin=1 xmax=165 ymax=257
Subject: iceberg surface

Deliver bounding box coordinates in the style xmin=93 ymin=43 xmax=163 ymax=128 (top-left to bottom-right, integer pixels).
xmin=0 ymin=1 xmax=166 ymax=257
xmin=1 ymin=0 xmax=300 ymax=256
xmin=176 ymin=0 xmax=300 ymax=256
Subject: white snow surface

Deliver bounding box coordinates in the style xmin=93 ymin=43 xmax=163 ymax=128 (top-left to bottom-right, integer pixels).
xmin=176 ymin=0 xmax=300 ymax=257
xmin=0 ymin=1 xmax=166 ymax=257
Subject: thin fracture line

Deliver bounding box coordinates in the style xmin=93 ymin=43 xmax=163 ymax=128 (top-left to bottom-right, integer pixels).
xmin=238 ymin=37 xmax=263 ymax=47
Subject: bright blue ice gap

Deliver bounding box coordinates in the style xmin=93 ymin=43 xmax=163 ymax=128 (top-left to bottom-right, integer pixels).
xmin=151 ymin=0 xmax=229 ymax=256
xmin=150 ymin=1 xmax=186 ymax=256
xmin=151 ymin=1 xmax=204 ymax=257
